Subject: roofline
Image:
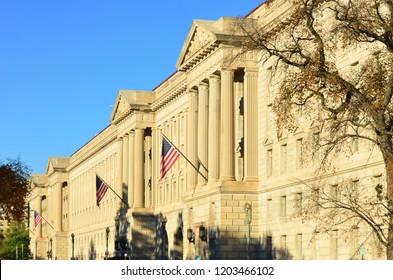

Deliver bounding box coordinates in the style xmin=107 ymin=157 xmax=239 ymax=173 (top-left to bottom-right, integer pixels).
xmin=244 ymin=0 xmax=271 ymax=18
xmin=152 ymin=70 xmax=178 ymax=92
xmin=70 ymin=124 xmax=111 ymax=158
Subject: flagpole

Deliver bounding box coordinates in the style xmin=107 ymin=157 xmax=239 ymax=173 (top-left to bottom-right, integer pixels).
xmin=198 ymin=158 xmax=209 ymax=173
xmin=33 ymin=210 xmax=54 ymax=229
xmin=96 ymin=174 xmax=129 ymax=209
xmin=162 ymin=134 xmax=208 ymax=181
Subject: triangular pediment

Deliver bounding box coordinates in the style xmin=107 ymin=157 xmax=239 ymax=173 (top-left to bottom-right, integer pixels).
xmin=176 ymin=17 xmax=256 ymax=71
xmin=110 ymin=92 xmax=132 ymax=123
xmin=110 ymin=90 xmax=155 ymax=123
xmin=45 ymin=157 xmax=69 ymax=175
xmin=176 ymin=20 xmax=218 ymax=69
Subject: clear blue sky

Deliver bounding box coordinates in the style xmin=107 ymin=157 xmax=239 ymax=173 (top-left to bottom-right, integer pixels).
xmin=0 ymin=0 xmax=264 ymax=174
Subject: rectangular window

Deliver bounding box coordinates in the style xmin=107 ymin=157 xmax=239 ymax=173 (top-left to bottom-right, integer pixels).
xmin=351 ymin=61 xmax=360 ymax=83
xmin=331 ymin=230 xmax=339 ymax=259
xmin=312 ymin=188 xmax=320 ymax=211
xmin=296 ymin=138 xmax=303 ymax=169
xmin=267 ymin=149 xmax=273 ymax=177
xmin=280 ymin=235 xmax=288 ymax=259
xmin=280 ymin=144 xmax=287 ymax=174
xmin=296 ymin=233 xmax=303 ymax=259
xmin=374 ymin=175 xmax=382 ymax=186
xmin=331 ymin=184 xmax=339 ymax=201
xmin=267 ymin=105 xmax=274 ymax=130
xmin=280 ymin=196 xmax=287 ymax=217
xmin=295 ymin=192 xmax=303 ymax=213
xmin=267 ymin=67 xmax=274 ymax=104
xmin=266 ymin=236 xmax=273 ymax=259
xmin=266 ymin=199 xmax=273 ymax=222
xmin=280 ymin=235 xmax=287 ymax=249
xmin=353 ymin=137 xmax=359 ymax=152
xmin=352 ymin=227 xmax=359 ymax=258
xmin=351 ymin=180 xmax=360 ymax=198
xmin=374 ymin=175 xmax=383 ymax=201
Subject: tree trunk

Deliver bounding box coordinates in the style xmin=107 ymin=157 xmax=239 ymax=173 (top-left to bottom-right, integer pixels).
xmin=385 ymin=154 xmax=393 ymax=260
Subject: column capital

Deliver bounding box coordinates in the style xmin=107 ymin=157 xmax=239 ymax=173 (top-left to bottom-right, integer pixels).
xmin=244 ymin=67 xmax=259 ymax=76
xmin=209 ymin=74 xmax=221 ymax=83
xmin=221 ymin=68 xmax=235 ymax=75
xmin=187 ymin=88 xmax=198 ymax=96
xmin=198 ymin=81 xmax=209 ymax=89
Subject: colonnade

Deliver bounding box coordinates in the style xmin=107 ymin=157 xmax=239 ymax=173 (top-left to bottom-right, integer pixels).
xmin=187 ymin=67 xmax=259 ymax=190
xmin=116 ymin=128 xmax=147 ymax=210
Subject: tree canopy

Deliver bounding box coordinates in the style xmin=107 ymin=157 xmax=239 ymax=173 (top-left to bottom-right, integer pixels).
xmin=0 ymin=221 xmax=31 ymax=260
xmin=240 ymin=0 xmax=393 ymax=258
xmin=0 ymin=158 xmax=31 ymax=222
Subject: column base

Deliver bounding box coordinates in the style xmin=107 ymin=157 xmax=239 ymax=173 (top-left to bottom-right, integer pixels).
xmin=219 ymin=175 xmax=235 ymax=182
xmin=243 ymin=176 xmax=259 ymax=182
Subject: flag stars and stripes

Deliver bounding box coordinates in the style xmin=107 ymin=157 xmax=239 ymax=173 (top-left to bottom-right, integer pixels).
xmin=160 ymin=137 xmax=180 ymax=181
xmin=96 ymin=175 xmax=109 ymax=206
xmin=34 ymin=210 xmax=42 ymax=229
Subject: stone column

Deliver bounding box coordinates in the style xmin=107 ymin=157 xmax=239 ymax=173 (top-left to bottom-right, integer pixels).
xmin=187 ymin=89 xmax=198 ymax=191
xmin=244 ymin=68 xmax=259 ymax=181
xmin=197 ymin=82 xmax=209 ymax=185
xmin=208 ymin=75 xmax=220 ymax=182
xmin=37 ymin=198 xmax=43 ymax=238
xmin=122 ymin=134 xmax=129 ymax=204
xmin=144 ymin=135 xmax=152 ymax=207
xmin=53 ymin=182 xmax=62 ymax=231
xmin=116 ymin=137 xmax=123 ymax=196
xmin=235 ymin=81 xmax=244 ymax=181
xmin=220 ymin=69 xmax=235 ymax=181
xmin=134 ymin=128 xmax=145 ymax=208
xmin=128 ymin=131 xmax=135 ymax=208
xmin=151 ymin=128 xmax=158 ymax=207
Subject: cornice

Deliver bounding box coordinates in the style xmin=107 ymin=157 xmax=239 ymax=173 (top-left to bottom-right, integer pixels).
xmin=179 ymin=43 xmax=220 ymax=72
xmin=151 ymin=82 xmax=187 ymax=112
xmin=68 ymin=125 xmax=117 ymax=172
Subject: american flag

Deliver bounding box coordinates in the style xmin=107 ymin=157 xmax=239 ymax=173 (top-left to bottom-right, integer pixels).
xmin=96 ymin=175 xmax=109 ymax=206
xmin=34 ymin=210 xmax=42 ymax=229
xmin=160 ymin=137 xmax=180 ymax=181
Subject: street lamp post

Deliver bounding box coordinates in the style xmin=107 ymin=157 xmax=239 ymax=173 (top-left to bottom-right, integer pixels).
xmin=47 ymin=238 xmax=53 ymax=260
xmin=161 ymin=216 xmax=167 ymax=260
xmin=71 ymin=233 xmax=75 ymax=260
xmin=16 ymin=243 xmax=24 ymax=260
xmin=244 ymin=202 xmax=252 ymax=260
xmin=105 ymin=227 xmax=110 ymax=260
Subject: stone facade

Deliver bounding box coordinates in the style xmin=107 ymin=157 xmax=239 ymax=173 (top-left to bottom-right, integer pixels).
xmin=27 ymin=0 xmax=386 ymax=260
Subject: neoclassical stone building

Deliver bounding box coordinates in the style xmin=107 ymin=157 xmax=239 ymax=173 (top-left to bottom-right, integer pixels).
xmin=28 ymin=0 xmax=387 ymax=260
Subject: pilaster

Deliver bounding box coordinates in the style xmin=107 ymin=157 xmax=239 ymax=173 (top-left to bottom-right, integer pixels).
xmin=116 ymin=137 xmax=123 ymax=197
xmin=208 ymin=74 xmax=221 ymax=182
xmin=122 ymin=134 xmax=129 ymax=203
xmin=244 ymin=68 xmax=259 ymax=181
xmin=220 ymin=69 xmax=235 ymax=181
xmin=134 ymin=128 xmax=145 ymax=208
xmin=187 ymin=89 xmax=198 ymax=191
xmin=128 ymin=131 xmax=135 ymax=208
xmin=198 ymin=82 xmax=209 ymax=185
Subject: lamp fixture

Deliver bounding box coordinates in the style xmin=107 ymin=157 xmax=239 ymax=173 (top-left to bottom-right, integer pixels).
xmin=187 ymin=228 xmax=195 ymax=243
xmin=199 ymin=226 xmax=207 ymax=242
